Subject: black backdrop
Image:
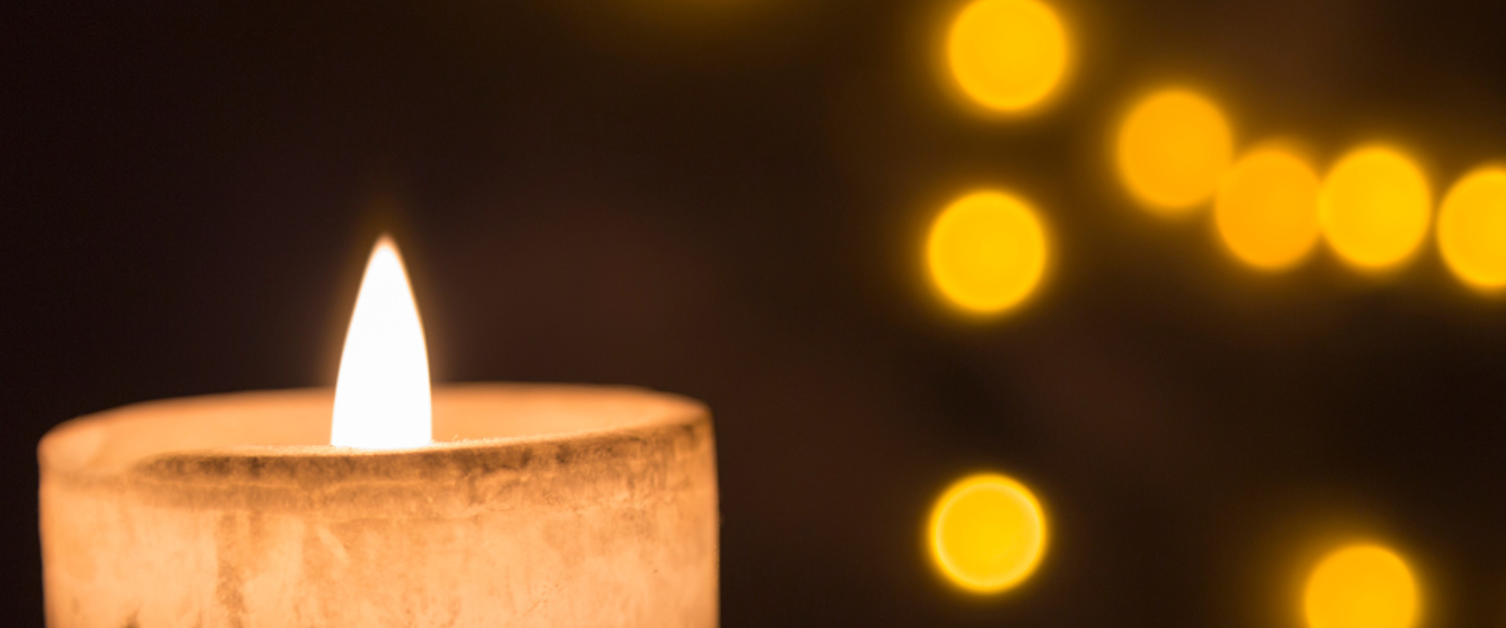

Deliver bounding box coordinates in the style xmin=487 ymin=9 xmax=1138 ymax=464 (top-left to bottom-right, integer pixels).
xmin=7 ymin=0 xmax=1506 ymax=626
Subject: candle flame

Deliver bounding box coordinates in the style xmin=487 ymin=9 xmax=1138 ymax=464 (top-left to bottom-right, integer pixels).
xmin=331 ymin=236 xmax=431 ymax=449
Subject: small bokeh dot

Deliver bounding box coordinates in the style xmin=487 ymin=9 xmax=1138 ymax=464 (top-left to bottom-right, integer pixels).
xmin=1437 ymin=166 xmax=1506 ymax=291
xmin=1214 ymin=145 xmax=1322 ymax=271
xmin=946 ymin=0 xmax=1071 ymax=114
xmin=1303 ymin=544 xmax=1419 ymax=628
xmin=1318 ymin=146 xmax=1432 ymax=272
xmin=925 ymin=190 xmax=1050 ymax=315
xmin=927 ymin=473 xmax=1049 ymax=594
xmin=1115 ymin=88 xmax=1235 ymax=215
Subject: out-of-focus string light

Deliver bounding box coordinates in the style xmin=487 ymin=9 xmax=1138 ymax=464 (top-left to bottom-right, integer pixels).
xmin=927 ymin=473 xmax=1048 ymax=594
xmin=946 ymin=0 xmax=1072 ymax=114
xmin=926 ymin=190 xmax=1050 ymax=315
xmin=1319 ymin=146 xmax=1432 ymax=272
xmin=1437 ymin=165 xmax=1506 ymax=291
xmin=1214 ymin=145 xmax=1322 ymax=271
xmin=1304 ymin=544 xmax=1419 ymax=628
xmin=1115 ymin=89 xmax=1235 ymax=215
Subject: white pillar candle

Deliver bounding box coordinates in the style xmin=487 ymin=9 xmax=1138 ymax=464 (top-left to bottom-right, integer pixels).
xmin=39 ymin=236 xmax=717 ymax=627
xmin=38 ymin=384 xmax=719 ymax=628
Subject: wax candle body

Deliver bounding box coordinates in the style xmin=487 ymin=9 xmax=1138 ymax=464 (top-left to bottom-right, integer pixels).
xmin=39 ymin=384 xmax=718 ymax=628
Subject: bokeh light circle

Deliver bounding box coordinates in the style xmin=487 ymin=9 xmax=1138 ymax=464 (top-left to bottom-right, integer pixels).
xmin=1303 ymin=544 xmax=1419 ymax=628
xmin=925 ymin=190 xmax=1050 ymax=315
xmin=1214 ymin=146 xmax=1322 ymax=270
xmin=1115 ymin=88 xmax=1235 ymax=215
xmin=1318 ymin=146 xmax=1432 ymax=272
xmin=928 ymin=473 xmax=1048 ymax=593
xmin=946 ymin=0 xmax=1071 ymax=113
xmin=1437 ymin=166 xmax=1506 ymax=291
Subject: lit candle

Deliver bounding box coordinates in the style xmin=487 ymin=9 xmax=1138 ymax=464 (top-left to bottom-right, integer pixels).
xmin=38 ymin=237 xmax=719 ymax=627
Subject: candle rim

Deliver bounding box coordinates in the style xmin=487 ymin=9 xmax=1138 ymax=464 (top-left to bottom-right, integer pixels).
xmin=39 ymin=383 xmax=710 ymax=479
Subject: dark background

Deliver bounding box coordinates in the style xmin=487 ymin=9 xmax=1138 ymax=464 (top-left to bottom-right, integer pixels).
xmin=6 ymin=0 xmax=1506 ymax=625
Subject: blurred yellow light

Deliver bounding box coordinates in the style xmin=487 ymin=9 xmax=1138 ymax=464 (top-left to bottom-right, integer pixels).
xmin=928 ymin=473 xmax=1048 ymax=593
xmin=1437 ymin=166 xmax=1506 ymax=291
xmin=1318 ymin=146 xmax=1432 ymax=271
xmin=946 ymin=0 xmax=1071 ymax=113
xmin=1303 ymin=544 xmax=1419 ymax=628
xmin=1214 ymin=146 xmax=1322 ymax=270
xmin=926 ymin=190 xmax=1050 ymax=314
xmin=1115 ymin=89 xmax=1235 ymax=214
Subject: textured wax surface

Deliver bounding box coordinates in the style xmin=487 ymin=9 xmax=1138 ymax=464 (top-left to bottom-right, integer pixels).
xmin=38 ymin=384 xmax=718 ymax=628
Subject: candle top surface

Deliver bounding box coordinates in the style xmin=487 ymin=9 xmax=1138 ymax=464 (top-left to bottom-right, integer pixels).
xmin=39 ymin=384 xmax=708 ymax=480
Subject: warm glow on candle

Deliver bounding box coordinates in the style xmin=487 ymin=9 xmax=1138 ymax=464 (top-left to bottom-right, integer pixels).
xmin=331 ymin=236 xmax=432 ymax=449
